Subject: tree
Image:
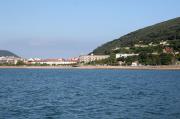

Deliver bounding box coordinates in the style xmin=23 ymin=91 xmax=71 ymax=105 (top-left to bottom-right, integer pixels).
xmin=160 ymin=53 xmax=173 ymax=65
xmin=176 ymin=54 xmax=180 ymax=61
xmin=16 ymin=60 xmax=25 ymax=66
xmin=109 ymin=53 xmax=117 ymax=65
xmin=147 ymin=54 xmax=160 ymax=65
xmin=138 ymin=52 xmax=148 ymax=65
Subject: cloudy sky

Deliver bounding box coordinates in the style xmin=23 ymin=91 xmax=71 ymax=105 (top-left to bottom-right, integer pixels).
xmin=0 ymin=0 xmax=180 ymax=58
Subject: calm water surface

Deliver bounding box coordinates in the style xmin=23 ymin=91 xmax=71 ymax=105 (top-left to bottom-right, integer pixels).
xmin=0 ymin=69 xmax=180 ymax=119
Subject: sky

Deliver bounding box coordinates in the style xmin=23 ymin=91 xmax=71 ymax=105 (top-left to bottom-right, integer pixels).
xmin=0 ymin=0 xmax=180 ymax=58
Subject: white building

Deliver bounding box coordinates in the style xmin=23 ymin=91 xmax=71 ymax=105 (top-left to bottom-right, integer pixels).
xmin=79 ymin=54 xmax=109 ymax=63
xmin=0 ymin=56 xmax=23 ymax=64
xmin=117 ymin=61 xmax=125 ymax=66
xmin=28 ymin=58 xmax=78 ymax=65
xmin=149 ymin=42 xmax=158 ymax=46
xmin=160 ymin=41 xmax=169 ymax=46
xmin=116 ymin=53 xmax=139 ymax=58
xmin=131 ymin=61 xmax=138 ymax=66
xmin=134 ymin=44 xmax=148 ymax=48
xmin=112 ymin=47 xmax=120 ymax=51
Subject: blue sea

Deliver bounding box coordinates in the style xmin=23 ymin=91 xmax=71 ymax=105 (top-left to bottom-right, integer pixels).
xmin=0 ymin=69 xmax=180 ymax=119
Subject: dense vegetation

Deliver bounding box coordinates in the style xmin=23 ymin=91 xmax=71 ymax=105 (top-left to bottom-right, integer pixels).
xmin=0 ymin=50 xmax=19 ymax=57
xmin=87 ymin=53 xmax=176 ymax=66
xmin=91 ymin=17 xmax=180 ymax=65
xmin=92 ymin=17 xmax=180 ymax=55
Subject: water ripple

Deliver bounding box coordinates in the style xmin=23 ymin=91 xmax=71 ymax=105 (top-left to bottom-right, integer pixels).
xmin=0 ymin=69 xmax=180 ymax=119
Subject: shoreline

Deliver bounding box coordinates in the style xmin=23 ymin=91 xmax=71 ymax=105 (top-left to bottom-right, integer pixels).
xmin=0 ymin=65 xmax=180 ymax=70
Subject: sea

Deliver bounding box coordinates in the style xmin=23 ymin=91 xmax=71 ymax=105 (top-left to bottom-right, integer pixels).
xmin=0 ymin=68 xmax=180 ymax=119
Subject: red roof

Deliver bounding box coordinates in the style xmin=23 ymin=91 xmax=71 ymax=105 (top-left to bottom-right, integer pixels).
xmin=164 ymin=47 xmax=173 ymax=53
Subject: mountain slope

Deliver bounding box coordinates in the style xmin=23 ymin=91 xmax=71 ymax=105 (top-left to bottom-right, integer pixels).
xmin=0 ymin=50 xmax=19 ymax=57
xmin=93 ymin=17 xmax=180 ymax=55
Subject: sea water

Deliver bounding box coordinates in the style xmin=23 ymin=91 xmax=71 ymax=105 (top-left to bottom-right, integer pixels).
xmin=0 ymin=69 xmax=180 ymax=119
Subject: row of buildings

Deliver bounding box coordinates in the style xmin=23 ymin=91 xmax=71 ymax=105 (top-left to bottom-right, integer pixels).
xmin=79 ymin=54 xmax=109 ymax=63
xmin=0 ymin=54 xmax=110 ymax=65
xmin=27 ymin=58 xmax=79 ymax=65
xmin=26 ymin=54 xmax=109 ymax=65
xmin=0 ymin=54 xmax=140 ymax=66
xmin=0 ymin=56 xmax=24 ymax=65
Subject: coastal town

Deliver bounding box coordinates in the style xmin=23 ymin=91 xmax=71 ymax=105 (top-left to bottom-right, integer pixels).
xmin=0 ymin=17 xmax=180 ymax=68
xmin=0 ymin=53 xmax=109 ymax=66
xmin=0 ymin=40 xmax=180 ymax=67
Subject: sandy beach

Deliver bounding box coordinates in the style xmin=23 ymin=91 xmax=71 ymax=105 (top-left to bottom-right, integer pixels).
xmin=0 ymin=65 xmax=180 ymax=70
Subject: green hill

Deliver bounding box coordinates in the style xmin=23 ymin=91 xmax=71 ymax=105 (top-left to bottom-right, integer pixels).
xmin=0 ymin=50 xmax=19 ymax=57
xmin=92 ymin=17 xmax=180 ymax=55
